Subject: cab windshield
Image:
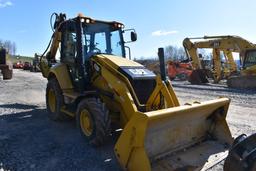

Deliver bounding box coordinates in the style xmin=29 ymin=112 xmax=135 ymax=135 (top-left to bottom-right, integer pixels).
xmin=244 ymin=50 xmax=256 ymax=68
xmin=83 ymin=22 xmax=125 ymax=60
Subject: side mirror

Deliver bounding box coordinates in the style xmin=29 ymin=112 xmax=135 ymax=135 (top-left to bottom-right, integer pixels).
xmin=131 ymin=32 xmax=137 ymax=42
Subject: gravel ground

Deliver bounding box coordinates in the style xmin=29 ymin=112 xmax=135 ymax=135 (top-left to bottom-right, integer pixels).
xmin=172 ymin=81 xmax=256 ymax=137
xmin=0 ymin=70 xmax=255 ymax=170
xmin=0 ymin=70 xmax=120 ymax=171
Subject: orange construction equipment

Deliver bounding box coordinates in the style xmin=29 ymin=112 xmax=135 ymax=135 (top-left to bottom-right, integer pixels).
xmin=167 ymin=60 xmax=193 ymax=80
xmin=13 ymin=61 xmax=24 ymax=69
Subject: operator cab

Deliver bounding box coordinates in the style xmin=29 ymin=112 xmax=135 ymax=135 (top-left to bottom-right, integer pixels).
xmin=60 ymin=15 xmax=137 ymax=65
xmin=243 ymin=50 xmax=256 ymax=69
xmin=59 ymin=14 xmax=137 ymax=91
xmin=83 ymin=20 xmax=126 ymax=60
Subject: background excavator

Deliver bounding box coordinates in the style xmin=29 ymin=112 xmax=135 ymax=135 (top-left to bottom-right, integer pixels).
xmin=0 ymin=47 xmax=13 ymax=80
xmin=38 ymin=13 xmax=253 ymax=170
xmin=183 ymin=36 xmax=256 ymax=88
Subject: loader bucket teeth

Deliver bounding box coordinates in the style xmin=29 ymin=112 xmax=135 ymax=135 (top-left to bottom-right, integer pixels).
xmin=115 ymin=98 xmax=233 ymax=171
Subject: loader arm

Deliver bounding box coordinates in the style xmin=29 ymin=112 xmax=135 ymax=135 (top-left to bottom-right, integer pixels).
xmin=92 ymin=49 xmax=234 ymax=171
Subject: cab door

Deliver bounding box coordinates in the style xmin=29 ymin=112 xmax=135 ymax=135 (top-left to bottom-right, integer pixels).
xmin=60 ymin=21 xmax=83 ymax=91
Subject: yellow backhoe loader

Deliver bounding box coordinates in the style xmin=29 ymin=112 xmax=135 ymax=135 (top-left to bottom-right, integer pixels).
xmin=183 ymin=36 xmax=256 ymax=88
xmin=0 ymin=47 xmax=13 ymax=80
xmin=40 ymin=13 xmax=235 ymax=170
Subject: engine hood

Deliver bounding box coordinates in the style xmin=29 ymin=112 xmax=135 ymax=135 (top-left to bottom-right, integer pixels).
xmin=93 ymin=54 xmax=156 ymax=105
xmin=93 ymin=54 xmax=143 ymax=69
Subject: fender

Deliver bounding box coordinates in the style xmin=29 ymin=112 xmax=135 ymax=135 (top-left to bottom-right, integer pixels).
xmin=49 ymin=63 xmax=73 ymax=90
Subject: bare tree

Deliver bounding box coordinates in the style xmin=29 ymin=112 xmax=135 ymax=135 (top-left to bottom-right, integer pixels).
xmin=165 ymin=45 xmax=186 ymax=61
xmin=3 ymin=40 xmax=12 ymax=54
xmin=0 ymin=39 xmax=17 ymax=55
xmin=177 ymin=47 xmax=186 ymax=61
xmin=12 ymin=42 xmax=17 ymax=55
xmin=165 ymin=45 xmax=177 ymax=60
xmin=0 ymin=39 xmax=3 ymax=47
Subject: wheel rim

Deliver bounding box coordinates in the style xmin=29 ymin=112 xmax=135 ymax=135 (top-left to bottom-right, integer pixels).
xmin=80 ymin=109 xmax=93 ymax=136
xmin=48 ymin=88 xmax=56 ymax=112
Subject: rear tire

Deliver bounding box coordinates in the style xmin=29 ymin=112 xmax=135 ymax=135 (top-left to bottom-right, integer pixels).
xmin=76 ymin=98 xmax=111 ymax=146
xmin=2 ymin=67 xmax=12 ymax=80
xmin=46 ymin=78 xmax=67 ymax=121
xmin=3 ymin=69 xmax=12 ymax=80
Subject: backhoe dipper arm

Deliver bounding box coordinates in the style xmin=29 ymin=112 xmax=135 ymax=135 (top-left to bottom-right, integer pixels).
xmin=40 ymin=13 xmax=66 ymax=78
xmin=46 ymin=13 xmax=67 ymax=62
xmin=183 ymin=38 xmax=203 ymax=69
xmin=46 ymin=31 xmax=61 ymax=63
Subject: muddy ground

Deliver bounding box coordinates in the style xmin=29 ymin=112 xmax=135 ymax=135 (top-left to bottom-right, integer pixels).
xmin=0 ymin=69 xmax=255 ymax=170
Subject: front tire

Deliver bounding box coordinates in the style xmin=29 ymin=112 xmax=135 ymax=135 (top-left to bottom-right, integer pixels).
xmin=76 ymin=98 xmax=111 ymax=146
xmin=46 ymin=78 xmax=67 ymax=121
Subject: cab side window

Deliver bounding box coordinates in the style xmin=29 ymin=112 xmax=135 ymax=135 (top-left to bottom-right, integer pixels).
xmin=244 ymin=51 xmax=256 ymax=68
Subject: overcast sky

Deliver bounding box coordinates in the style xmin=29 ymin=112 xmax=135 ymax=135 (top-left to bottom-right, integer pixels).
xmin=0 ymin=0 xmax=256 ymax=58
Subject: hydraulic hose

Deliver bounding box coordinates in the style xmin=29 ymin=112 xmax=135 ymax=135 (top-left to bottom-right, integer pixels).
xmin=39 ymin=12 xmax=60 ymax=62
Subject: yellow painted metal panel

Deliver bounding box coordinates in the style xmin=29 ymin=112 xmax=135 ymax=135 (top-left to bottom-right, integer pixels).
xmin=95 ymin=54 xmax=143 ymax=69
xmin=50 ymin=63 xmax=73 ymax=90
xmin=115 ymin=98 xmax=233 ymax=170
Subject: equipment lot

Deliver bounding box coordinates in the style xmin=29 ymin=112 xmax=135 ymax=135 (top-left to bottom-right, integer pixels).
xmin=0 ymin=69 xmax=255 ymax=170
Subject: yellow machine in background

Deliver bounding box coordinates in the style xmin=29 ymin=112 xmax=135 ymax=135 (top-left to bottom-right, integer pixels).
xmin=40 ymin=13 xmax=234 ymax=170
xmin=183 ymin=36 xmax=238 ymax=84
xmin=183 ymin=36 xmax=256 ymax=88
xmin=0 ymin=47 xmax=13 ymax=80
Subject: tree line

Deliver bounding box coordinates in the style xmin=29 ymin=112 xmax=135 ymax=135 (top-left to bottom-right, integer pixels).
xmin=164 ymin=45 xmax=186 ymax=61
xmin=164 ymin=45 xmax=212 ymax=61
xmin=0 ymin=39 xmax=17 ymax=55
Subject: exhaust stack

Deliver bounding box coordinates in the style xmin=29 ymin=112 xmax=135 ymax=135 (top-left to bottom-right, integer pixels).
xmin=158 ymin=48 xmax=167 ymax=81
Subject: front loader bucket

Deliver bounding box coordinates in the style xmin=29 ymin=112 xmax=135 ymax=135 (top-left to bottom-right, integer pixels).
xmin=115 ymin=98 xmax=233 ymax=171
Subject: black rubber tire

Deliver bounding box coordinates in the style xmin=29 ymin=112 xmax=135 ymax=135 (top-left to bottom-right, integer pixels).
xmin=2 ymin=67 xmax=12 ymax=80
xmin=46 ymin=78 xmax=67 ymax=121
xmin=76 ymin=98 xmax=111 ymax=147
